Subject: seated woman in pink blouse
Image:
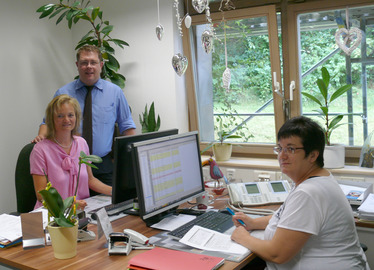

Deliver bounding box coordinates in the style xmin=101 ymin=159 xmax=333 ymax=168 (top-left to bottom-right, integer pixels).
xmin=30 ymin=94 xmax=112 ymax=210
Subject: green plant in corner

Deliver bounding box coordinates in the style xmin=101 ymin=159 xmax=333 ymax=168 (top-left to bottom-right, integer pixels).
xmin=139 ymin=102 xmax=161 ymax=133
xmin=301 ymin=67 xmax=352 ymax=146
xmin=36 ymin=0 xmax=128 ymax=89
xmin=39 ymin=151 xmax=102 ymax=227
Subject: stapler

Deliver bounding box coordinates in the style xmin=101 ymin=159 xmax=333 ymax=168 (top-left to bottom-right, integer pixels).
xmin=77 ymin=216 xmax=96 ymax=242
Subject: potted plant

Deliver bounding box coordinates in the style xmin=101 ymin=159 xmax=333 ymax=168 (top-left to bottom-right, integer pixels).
xmin=139 ymin=102 xmax=161 ymax=133
xmin=201 ymin=120 xmax=243 ymax=161
xmin=301 ymin=66 xmax=352 ymax=168
xmin=40 ymin=151 xmax=102 ymax=259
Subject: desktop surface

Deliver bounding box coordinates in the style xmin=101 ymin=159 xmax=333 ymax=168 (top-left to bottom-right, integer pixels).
xmin=0 ymin=190 xmax=259 ymax=270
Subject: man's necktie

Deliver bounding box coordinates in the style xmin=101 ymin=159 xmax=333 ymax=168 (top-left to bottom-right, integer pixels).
xmin=82 ymin=86 xmax=93 ymax=154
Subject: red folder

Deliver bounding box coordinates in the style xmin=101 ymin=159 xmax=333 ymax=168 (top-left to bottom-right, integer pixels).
xmin=128 ymin=247 xmax=225 ymax=270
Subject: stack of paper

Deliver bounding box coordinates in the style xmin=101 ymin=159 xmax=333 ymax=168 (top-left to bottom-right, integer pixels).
xmin=358 ymin=193 xmax=374 ymax=222
xmin=0 ymin=214 xmax=22 ymax=248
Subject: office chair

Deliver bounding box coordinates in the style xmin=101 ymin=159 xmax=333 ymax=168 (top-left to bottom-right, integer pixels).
xmin=14 ymin=143 xmax=36 ymax=214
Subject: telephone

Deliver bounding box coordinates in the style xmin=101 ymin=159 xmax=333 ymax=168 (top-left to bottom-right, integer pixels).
xmin=228 ymin=180 xmax=291 ymax=206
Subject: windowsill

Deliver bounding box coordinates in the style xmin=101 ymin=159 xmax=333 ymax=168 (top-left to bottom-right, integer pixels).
xmin=202 ymin=155 xmax=374 ymax=176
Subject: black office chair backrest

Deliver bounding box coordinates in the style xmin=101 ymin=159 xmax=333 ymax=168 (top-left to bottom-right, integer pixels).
xmin=15 ymin=143 xmax=36 ymax=213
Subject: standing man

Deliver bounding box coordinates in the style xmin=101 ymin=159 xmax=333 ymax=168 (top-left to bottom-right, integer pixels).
xmin=33 ymin=45 xmax=136 ymax=187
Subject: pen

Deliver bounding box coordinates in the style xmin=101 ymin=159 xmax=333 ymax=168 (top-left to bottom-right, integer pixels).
xmin=226 ymin=207 xmax=246 ymax=227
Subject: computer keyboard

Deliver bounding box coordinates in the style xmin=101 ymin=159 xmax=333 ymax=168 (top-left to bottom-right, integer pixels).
xmin=168 ymin=211 xmax=233 ymax=240
xmin=89 ymin=199 xmax=133 ymax=219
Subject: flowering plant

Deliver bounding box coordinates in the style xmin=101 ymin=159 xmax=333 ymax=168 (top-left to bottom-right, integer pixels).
xmin=39 ymin=151 xmax=102 ymax=227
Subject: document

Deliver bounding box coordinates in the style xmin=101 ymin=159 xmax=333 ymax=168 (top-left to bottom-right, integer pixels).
xmin=358 ymin=193 xmax=374 ymax=213
xmin=0 ymin=214 xmax=22 ymax=243
xmin=150 ymin=214 xmax=197 ymax=231
xmin=179 ymin=225 xmax=249 ymax=255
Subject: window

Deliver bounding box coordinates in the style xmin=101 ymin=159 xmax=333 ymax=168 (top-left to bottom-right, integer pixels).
xmin=299 ymin=6 xmax=374 ymax=147
xmin=184 ymin=0 xmax=374 ymax=161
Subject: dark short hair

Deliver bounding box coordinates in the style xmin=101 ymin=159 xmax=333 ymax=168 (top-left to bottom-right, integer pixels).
xmin=277 ymin=116 xmax=324 ymax=167
xmin=76 ymin=45 xmax=103 ymax=62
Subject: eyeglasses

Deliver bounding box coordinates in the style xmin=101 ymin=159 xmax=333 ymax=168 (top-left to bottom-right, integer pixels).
xmin=78 ymin=61 xmax=100 ymax=67
xmin=273 ymin=146 xmax=304 ymax=155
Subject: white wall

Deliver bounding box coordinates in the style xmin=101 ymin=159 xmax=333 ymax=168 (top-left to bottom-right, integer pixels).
xmin=0 ymin=0 xmax=188 ymax=213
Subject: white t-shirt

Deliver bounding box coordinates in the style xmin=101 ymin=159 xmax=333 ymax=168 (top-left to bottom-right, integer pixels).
xmin=264 ymin=174 xmax=369 ymax=270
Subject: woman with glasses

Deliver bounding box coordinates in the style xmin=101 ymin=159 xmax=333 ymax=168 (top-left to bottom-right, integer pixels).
xmin=231 ymin=116 xmax=369 ymax=270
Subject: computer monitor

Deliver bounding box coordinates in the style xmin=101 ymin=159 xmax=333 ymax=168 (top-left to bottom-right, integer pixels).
xmin=132 ymin=131 xmax=206 ymax=226
xmin=112 ymin=129 xmax=179 ymax=206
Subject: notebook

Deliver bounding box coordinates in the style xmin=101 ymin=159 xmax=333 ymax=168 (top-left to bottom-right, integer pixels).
xmin=128 ymin=247 xmax=225 ymax=270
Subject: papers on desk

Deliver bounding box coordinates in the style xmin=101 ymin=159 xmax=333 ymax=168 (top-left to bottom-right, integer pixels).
xmin=0 ymin=214 xmax=22 ymax=248
xmin=150 ymin=214 xmax=197 ymax=231
xmin=179 ymin=225 xmax=249 ymax=255
xmin=358 ymin=193 xmax=374 ymax=221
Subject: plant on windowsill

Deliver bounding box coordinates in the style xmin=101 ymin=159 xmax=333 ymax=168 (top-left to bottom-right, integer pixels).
xmin=40 ymin=151 xmax=102 ymax=259
xmin=301 ymin=66 xmax=352 ymax=168
xmin=36 ymin=0 xmax=128 ymax=89
xmin=201 ymin=120 xmax=243 ymax=162
xmin=139 ymin=102 xmax=161 ymax=133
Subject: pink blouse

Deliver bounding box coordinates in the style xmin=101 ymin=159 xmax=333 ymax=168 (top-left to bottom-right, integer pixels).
xmin=30 ymin=136 xmax=90 ymax=209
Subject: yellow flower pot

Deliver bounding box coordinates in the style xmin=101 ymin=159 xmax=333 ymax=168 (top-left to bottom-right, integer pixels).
xmin=48 ymin=222 xmax=78 ymax=259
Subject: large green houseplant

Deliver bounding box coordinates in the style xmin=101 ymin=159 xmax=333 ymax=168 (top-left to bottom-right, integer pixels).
xmin=301 ymin=67 xmax=352 ymax=146
xmin=36 ymin=0 xmax=128 ymax=89
xmin=40 ymin=151 xmax=102 ymax=259
xmin=301 ymin=66 xmax=352 ymax=168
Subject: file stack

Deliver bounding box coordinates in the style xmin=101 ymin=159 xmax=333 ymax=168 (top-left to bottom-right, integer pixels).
xmin=357 ymin=193 xmax=374 ymax=222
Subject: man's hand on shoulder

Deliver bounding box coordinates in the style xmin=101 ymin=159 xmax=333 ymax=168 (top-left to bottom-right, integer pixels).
xmin=32 ymin=134 xmax=46 ymax=143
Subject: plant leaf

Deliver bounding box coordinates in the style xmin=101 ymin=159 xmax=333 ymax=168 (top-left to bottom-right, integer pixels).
xmin=91 ymin=7 xmax=100 ymax=20
xmin=301 ymin=92 xmax=322 ymax=107
xmin=316 ymin=78 xmax=328 ymax=101
xmin=321 ymin=67 xmax=330 ymax=88
xmin=39 ymin=187 xmax=64 ymax=218
xmin=329 ymin=84 xmax=351 ymax=103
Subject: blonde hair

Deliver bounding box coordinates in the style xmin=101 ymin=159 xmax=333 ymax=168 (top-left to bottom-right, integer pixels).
xmin=45 ymin=94 xmax=81 ymax=139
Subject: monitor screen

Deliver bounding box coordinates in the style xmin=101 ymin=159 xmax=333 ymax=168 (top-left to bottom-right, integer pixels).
xmin=132 ymin=131 xmax=205 ymax=226
xmin=112 ymin=129 xmax=178 ymax=206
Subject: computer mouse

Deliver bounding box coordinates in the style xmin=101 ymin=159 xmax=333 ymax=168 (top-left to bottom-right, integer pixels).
xmin=219 ymin=209 xmax=231 ymax=215
xmin=90 ymin=212 xmax=98 ymax=220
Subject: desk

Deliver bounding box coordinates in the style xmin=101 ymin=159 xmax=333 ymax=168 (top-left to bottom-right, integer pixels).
xmin=0 ymin=191 xmax=258 ymax=270
xmin=1 ymin=191 xmax=372 ymax=270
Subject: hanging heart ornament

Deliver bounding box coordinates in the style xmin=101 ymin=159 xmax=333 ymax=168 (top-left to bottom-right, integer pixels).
xmin=156 ymin=24 xmax=164 ymax=41
xmin=201 ymin=30 xmax=213 ymax=54
xmin=192 ymin=0 xmax=207 ymax=13
xmin=172 ymin=53 xmax=188 ymax=76
xmin=335 ymin=27 xmax=362 ymax=56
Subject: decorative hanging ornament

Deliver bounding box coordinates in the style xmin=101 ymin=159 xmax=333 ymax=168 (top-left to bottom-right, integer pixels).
xmin=335 ymin=27 xmax=362 ymax=56
xmin=172 ymin=53 xmax=188 ymax=76
xmin=174 ymin=0 xmax=183 ymax=36
xmin=192 ymin=0 xmax=207 ymax=13
xmin=156 ymin=0 xmax=164 ymax=41
xmin=334 ymin=7 xmax=363 ymax=56
xmin=201 ymin=30 xmax=213 ymax=54
xmin=222 ymin=67 xmax=231 ymax=90
xmin=184 ymin=14 xmax=192 ymax=28
xmin=156 ymin=24 xmax=164 ymax=41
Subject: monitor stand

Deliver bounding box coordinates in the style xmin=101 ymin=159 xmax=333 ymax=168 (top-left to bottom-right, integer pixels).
xmin=142 ymin=207 xmax=179 ymax=227
xmin=123 ymin=207 xmax=139 ymax=216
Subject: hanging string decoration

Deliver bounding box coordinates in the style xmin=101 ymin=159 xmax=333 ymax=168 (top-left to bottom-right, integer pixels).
xmin=184 ymin=0 xmax=192 ymax=29
xmin=222 ymin=20 xmax=231 ymax=90
xmin=335 ymin=7 xmax=363 ymax=56
xmin=219 ymin=0 xmax=235 ymax=90
xmin=174 ymin=0 xmax=183 ymax=36
xmin=200 ymin=1 xmax=216 ymax=54
xmin=156 ymin=0 xmax=164 ymax=41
